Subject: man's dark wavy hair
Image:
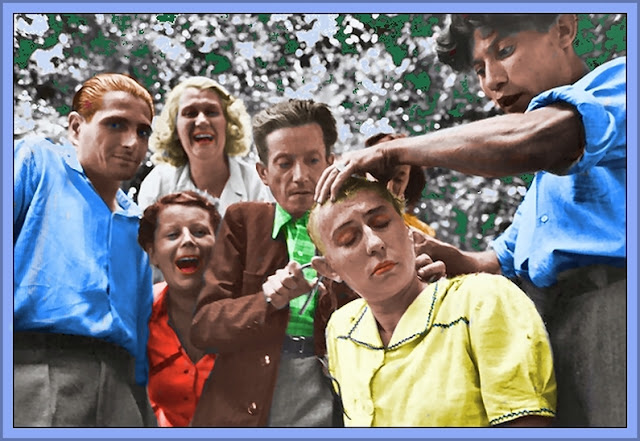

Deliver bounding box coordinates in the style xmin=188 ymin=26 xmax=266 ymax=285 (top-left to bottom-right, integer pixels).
xmin=435 ymin=14 xmax=561 ymax=72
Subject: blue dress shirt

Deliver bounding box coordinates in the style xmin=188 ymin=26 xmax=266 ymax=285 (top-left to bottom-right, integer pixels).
xmin=14 ymin=137 xmax=153 ymax=385
xmin=492 ymin=57 xmax=626 ymax=288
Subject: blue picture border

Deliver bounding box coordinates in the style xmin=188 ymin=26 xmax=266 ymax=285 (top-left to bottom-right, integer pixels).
xmin=2 ymin=2 xmax=638 ymax=440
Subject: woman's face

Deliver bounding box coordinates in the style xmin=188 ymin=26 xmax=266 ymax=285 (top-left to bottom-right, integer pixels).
xmin=175 ymin=87 xmax=227 ymax=164
xmin=314 ymin=189 xmax=417 ymax=305
xmin=148 ymin=204 xmax=215 ymax=292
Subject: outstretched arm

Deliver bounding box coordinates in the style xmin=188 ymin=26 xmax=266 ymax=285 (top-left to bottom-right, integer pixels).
xmin=315 ymin=104 xmax=583 ymax=203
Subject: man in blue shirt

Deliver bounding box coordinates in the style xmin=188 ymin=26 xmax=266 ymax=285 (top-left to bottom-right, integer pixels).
xmin=315 ymin=14 xmax=626 ymax=427
xmin=14 ymin=73 xmax=156 ymax=426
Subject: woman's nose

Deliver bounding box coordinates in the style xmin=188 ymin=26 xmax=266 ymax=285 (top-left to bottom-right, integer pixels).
xmin=179 ymin=228 xmax=196 ymax=246
xmin=194 ymin=112 xmax=208 ymax=125
xmin=364 ymin=226 xmax=385 ymax=255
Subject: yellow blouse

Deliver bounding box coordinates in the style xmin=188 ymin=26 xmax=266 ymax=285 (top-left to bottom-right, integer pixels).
xmin=326 ymin=273 xmax=557 ymax=427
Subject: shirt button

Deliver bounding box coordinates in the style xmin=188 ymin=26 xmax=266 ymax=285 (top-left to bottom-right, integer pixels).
xmin=247 ymin=402 xmax=258 ymax=415
xmin=541 ymin=215 xmax=549 ymax=223
xmin=261 ymin=355 xmax=271 ymax=366
xmin=183 ymin=369 xmax=189 ymax=374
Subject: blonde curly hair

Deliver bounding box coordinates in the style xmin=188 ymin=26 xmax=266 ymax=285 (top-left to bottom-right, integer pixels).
xmin=149 ymin=76 xmax=252 ymax=167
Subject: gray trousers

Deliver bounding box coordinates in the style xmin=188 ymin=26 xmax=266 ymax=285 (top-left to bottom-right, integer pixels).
xmin=13 ymin=332 xmax=157 ymax=427
xmin=267 ymin=353 xmax=335 ymax=427
xmin=517 ymin=265 xmax=627 ymax=427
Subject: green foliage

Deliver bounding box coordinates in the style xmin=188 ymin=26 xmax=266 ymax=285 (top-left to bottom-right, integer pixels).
xmin=13 ymin=13 xmax=626 ymax=250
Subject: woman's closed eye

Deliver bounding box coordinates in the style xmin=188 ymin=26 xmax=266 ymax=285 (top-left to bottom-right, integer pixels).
xmin=369 ymin=214 xmax=391 ymax=229
xmin=334 ymin=229 xmax=358 ymax=247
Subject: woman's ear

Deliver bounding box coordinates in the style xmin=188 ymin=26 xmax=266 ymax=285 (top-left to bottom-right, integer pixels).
xmin=311 ymin=256 xmax=342 ymax=283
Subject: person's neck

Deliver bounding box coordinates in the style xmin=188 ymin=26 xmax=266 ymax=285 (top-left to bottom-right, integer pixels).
xmin=84 ymin=169 xmax=121 ymax=212
xmin=368 ymin=275 xmax=426 ymax=347
xmin=567 ymin=52 xmax=591 ymax=84
xmin=166 ymin=285 xmax=204 ymax=363
xmin=189 ymin=154 xmax=230 ymax=198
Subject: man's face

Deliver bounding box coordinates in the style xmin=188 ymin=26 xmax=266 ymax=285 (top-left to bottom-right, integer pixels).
xmin=176 ymin=87 xmax=227 ymax=163
xmin=256 ymin=123 xmax=334 ymax=219
xmin=148 ymin=204 xmax=215 ymax=293
xmin=471 ymin=25 xmax=568 ymax=114
xmin=313 ymin=189 xmax=416 ymax=303
xmin=69 ymin=90 xmax=152 ymax=182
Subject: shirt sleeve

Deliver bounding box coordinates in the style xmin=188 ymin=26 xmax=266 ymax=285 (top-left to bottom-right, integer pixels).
xmin=464 ymin=274 xmax=557 ymax=425
xmin=490 ymin=202 xmax=525 ymax=279
xmin=13 ymin=140 xmax=40 ymax=234
xmin=528 ymin=57 xmax=626 ymax=175
xmin=135 ymin=258 xmax=154 ymax=385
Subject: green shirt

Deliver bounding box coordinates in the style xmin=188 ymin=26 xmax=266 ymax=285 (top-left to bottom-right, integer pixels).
xmin=272 ymin=204 xmax=318 ymax=337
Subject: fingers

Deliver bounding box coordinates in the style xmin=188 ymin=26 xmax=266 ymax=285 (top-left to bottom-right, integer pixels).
xmin=262 ymin=262 xmax=314 ymax=309
xmin=315 ymin=162 xmax=348 ymax=204
xmin=315 ymin=147 xmax=396 ymax=203
xmin=416 ymin=259 xmax=446 ymax=283
xmin=411 ymin=228 xmax=439 ymax=257
xmin=328 ymin=162 xmax=353 ymax=202
xmin=415 ymin=253 xmax=435 ymax=267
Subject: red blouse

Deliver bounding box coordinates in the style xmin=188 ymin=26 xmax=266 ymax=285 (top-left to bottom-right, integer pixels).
xmin=147 ymin=282 xmax=215 ymax=427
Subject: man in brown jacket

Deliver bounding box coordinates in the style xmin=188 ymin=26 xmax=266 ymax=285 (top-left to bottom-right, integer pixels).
xmin=190 ymin=99 xmax=444 ymax=427
xmin=189 ymin=99 xmax=358 ymax=427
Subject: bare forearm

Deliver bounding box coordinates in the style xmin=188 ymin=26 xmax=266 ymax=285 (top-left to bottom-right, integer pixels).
xmin=391 ymin=105 xmax=584 ymax=177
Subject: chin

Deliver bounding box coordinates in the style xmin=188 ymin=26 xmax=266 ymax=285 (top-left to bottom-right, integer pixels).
xmin=166 ymin=273 xmax=199 ymax=289
xmin=284 ymin=205 xmax=310 ymax=219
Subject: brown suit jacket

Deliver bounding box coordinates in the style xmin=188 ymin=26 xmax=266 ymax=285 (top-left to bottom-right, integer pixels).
xmin=190 ymin=202 xmax=357 ymax=427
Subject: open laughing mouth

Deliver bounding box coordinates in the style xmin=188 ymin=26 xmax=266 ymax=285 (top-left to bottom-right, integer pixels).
xmin=175 ymin=256 xmax=200 ymax=274
xmin=372 ymin=261 xmax=396 ymax=276
xmin=193 ymin=133 xmax=215 ymax=143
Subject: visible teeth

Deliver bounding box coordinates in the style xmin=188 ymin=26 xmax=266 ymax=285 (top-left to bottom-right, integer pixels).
xmin=194 ymin=134 xmax=213 ymax=140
